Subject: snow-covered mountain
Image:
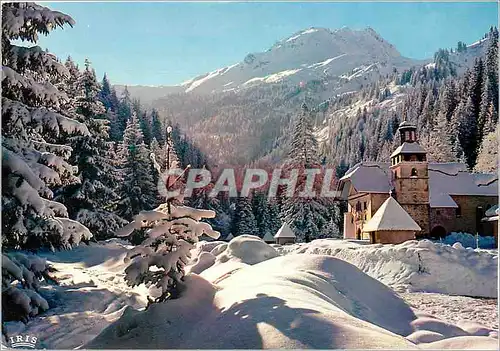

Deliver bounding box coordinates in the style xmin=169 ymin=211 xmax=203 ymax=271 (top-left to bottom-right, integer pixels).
xmin=178 ymin=27 xmax=424 ymax=94
xmin=117 ymin=27 xmax=427 ymax=102
xmin=118 ymin=28 xmax=492 ymax=165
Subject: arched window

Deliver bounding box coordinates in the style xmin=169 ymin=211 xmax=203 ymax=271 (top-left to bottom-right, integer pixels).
xmin=456 ymin=205 xmax=462 ymax=218
xmin=356 ymin=201 xmax=362 ymax=212
xmin=411 ymin=168 xmax=418 ymax=177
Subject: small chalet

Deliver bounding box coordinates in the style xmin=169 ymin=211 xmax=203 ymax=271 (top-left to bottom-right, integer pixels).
xmin=274 ymin=223 xmax=296 ymax=245
xmin=337 ymin=121 xmax=498 ymax=243
xmin=262 ymin=231 xmax=275 ymax=244
xmin=363 ymin=195 xmax=421 ymax=244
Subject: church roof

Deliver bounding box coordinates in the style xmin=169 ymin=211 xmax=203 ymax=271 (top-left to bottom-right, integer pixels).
xmin=363 ymin=196 xmax=422 ymax=232
xmin=263 ymin=231 xmax=275 ymax=242
xmin=390 ymin=142 xmax=427 ymax=157
xmin=339 ymin=162 xmax=392 ymax=193
xmin=274 ymin=223 xmax=296 ymax=238
xmin=338 ymin=162 xmax=498 ymax=208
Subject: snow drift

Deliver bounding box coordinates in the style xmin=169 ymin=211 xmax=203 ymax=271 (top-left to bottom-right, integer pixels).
xmin=277 ymin=239 xmax=497 ymax=298
xmin=86 ymin=236 xmax=497 ymax=349
xmin=86 ymin=254 xmax=417 ymax=349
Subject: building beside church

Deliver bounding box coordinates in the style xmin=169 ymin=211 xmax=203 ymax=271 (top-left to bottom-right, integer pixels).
xmin=337 ymin=121 xmax=498 ymax=244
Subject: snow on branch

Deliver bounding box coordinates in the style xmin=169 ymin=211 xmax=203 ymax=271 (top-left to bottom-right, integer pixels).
xmin=2 ymin=66 xmax=69 ymax=108
xmin=4 ymin=45 xmax=70 ymax=79
xmin=2 ymin=97 xmax=90 ymax=137
xmin=55 ymin=217 xmax=93 ymax=248
xmin=2 ymin=2 xmax=75 ymax=43
xmin=2 ymin=252 xmax=56 ymax=326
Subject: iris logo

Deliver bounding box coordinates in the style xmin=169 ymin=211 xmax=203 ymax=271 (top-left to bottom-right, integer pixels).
xmin=8 ymin=335 xmax=38 ymax=349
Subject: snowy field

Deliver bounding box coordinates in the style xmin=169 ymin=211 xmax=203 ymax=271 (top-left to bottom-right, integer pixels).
xmin=3 ymin=236 xmax=498 ymax=349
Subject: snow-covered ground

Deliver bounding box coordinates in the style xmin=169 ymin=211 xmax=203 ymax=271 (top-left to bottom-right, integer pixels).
xmin=3 ymin=240 xmax=149 ymax=349
xmin=276 ymin=239 xmax=498 ymax=297
xmin=3 ymin=236 xmax=497 ymax=349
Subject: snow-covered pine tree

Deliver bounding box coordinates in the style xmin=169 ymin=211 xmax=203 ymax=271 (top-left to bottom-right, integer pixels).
xmin=425 ymin=111 xmax=456 ymax=162
xmin=457 ymin=96 xmax=480 ymax=170
xmin=320 ymin=202 xmax=342 ymax=239
xmin=267 ymin=200 xmax=283 ymax=236
xmin=151 ymin=109 xmax=164 ymax=145
xmin=251 ymin=190 xmax=271 ymax=238
xmin=150 ymin=126 xmax=185 ymax=207
xmin=474 ymin=123 xmax=498 ymax=173
xmin=232 ymin=197 xmax=258 ymax=236
xmin=115 ymin=113 xmax=157 ymax=221
xmin=56 ymin=59 xmax=127 ymax=239
xmin=281 ymin=103 xmax=330 ymax=242
xmin=115 ymin=203 xmax=220 ymax=304
xmin=114 ymin=87 xmax=132 ymax=140
xmin=2 ymin=2 xmax=93 ymax=250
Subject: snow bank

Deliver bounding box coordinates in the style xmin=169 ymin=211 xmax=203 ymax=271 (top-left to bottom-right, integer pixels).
xmin=87 ymin=255 xmax=418 ymax=349
xmin=87 ymin=250 xmax=497 ymax=349
xmin=215 ymin=235 xmax=279 ymax=265
xmin=438 ymin=232 xmax=496 ymax=249
xmin=276 ymin=239 xmax=497 ymax=298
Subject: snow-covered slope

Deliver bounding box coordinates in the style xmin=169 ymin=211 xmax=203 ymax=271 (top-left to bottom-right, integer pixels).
xmin=177 ymin=27 xmax=424 ymax=95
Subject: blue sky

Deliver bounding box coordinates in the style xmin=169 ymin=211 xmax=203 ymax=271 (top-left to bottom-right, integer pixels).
xmin=36 ymin=1 xmax=497 ymax=86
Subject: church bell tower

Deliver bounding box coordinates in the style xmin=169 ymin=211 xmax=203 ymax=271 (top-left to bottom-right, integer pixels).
xmin=389 ymin=121 xmax=430 ymax=236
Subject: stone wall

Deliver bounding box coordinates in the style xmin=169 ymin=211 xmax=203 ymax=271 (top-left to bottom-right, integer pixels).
xmin=431 ymin=195 xmax=498 ymax=235
xmin=374 ymin=230 xmax=416 ymax=244
xmin=400 ymin=203 xmax=430 ymax=237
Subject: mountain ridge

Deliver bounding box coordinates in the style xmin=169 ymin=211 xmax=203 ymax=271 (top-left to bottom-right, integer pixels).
xmin=115 ymin=26 xmax=427 ymax=101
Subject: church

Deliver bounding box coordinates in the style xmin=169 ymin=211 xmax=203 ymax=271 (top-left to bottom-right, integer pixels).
xmin=337 ymin=121 xmax=498 ymax=245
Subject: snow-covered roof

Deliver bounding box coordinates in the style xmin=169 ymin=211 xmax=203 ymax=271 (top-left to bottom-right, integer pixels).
xmin=390 ymin=142 xmax=427 ymax=158
xmin=364 ymin=197 xmax=421 ymax=232
xmin=263 ymin=231 xmax=275 ymax=242
xmin=429 ymin=192 xmax=458 ymax=208
xmin=485 ymin=205 xmax=499 ymax=217
xmin=274 ymin=223 xmax=296 ymax=238
xmin=339 ymin=162 xmax=498 ymax=208
xmin=339 ymin=162 xmax=392 ymax=193
xmin=428 ymin=167 xmax=498 ymax=206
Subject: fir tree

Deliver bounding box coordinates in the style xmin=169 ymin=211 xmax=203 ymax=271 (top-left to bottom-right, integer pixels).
xmin=232 ymin=197 xmax=257 ymax=236
xmin=151 ymin=109 xmax=164 ymax=144
xmin=2 ymin=2 xmax=92 ymax=250
xmin=251 ymin=190 xmax=271 ymax=238
xmin=56 ymin=59 xmax=127 ymax=239
xmin=286 ymin=103 xmax=319 ymax=167
xmin=116 ymin=114 xmax=157 ymax=221
xmin=281 ymin=103 xmax=330 ymax=242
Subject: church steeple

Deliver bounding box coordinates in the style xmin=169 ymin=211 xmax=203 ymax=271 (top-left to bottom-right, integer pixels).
xmin=389 ymin=120 xmax=430 ymax=237
xmin=398 ymin=120 xmax=417 ymax=144
xmin=390 ymin=121 xmax=427 ymax=166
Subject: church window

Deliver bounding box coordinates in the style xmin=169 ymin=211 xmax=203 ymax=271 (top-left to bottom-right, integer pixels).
xmin=405 ymin=131 xmax=410 ymax=140
xmin=410 ymin=168 xmax=418 ymax=177
xmin=456 ymin=205 xmax=462 ymax=218
xmin=363 ymin=201 xmax=367 ymax=210
xmin=356 ymin=201 xmax=362 ymax=212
